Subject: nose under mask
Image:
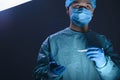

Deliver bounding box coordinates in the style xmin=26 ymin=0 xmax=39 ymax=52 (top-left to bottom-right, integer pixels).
xmin=70 ymin=8 xmax=92 ymax=28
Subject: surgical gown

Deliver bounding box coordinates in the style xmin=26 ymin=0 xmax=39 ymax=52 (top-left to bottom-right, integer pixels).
xmin=33 ymin=27 xmax=120 ymax=80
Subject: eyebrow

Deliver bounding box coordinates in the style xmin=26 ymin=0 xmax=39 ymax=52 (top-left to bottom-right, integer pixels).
xmin=72 ymin=1 xmax=91 ymax=5
xmin=70 ymin=1 xmax=78 ymax=6
xmin=87 ymin=2 xmax=91 ymax=4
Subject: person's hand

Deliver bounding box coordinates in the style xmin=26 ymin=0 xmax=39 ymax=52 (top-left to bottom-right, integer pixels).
xmin=86 ymin=47 xmax=107 ymax=68
xmin=49 ymin=61 xmax=66 ymax=76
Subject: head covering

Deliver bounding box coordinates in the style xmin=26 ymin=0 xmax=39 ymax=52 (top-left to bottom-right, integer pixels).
xmin=65 ymin=0 xmax=96 ymax=9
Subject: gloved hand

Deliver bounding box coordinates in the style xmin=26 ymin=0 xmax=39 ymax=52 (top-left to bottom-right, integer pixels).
xmin=49 ymin=61 xmax=66 ymax=76
xmin=86 ymin=47 xmax=107 ymax=68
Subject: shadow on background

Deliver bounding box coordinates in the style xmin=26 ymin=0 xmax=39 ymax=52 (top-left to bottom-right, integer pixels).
xmin=0 ymin=0 xmax=120 ymax=80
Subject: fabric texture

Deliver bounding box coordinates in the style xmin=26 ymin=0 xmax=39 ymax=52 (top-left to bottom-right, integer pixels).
xmin=33 ymin=27 xmax=120 ymax=80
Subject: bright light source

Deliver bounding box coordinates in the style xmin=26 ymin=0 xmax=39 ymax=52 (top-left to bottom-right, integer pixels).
xmin=0 ymin=0 xmax=32 ymax=12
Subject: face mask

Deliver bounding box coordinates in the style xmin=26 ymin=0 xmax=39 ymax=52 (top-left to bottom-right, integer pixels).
xmin=70 ymin=8 xmax=92 ymax=27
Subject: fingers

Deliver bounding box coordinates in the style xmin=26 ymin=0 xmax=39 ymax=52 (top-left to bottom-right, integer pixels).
xmin=86 ymin=51 xmax=103 ymax=56
xmin=49 ymin=61 xmax=66 ymax=75
xmin=87 ymin=53 xmax=100 ymax=58
xmin=56 ymin=66 xmax=65 ymax=74
xmin=85 ymin=47 xmax=106 ymax=67
xmin=87 ymin=47 xmax=100 ymax=51
xmin=86 ymin=52 xmax=100 ymax=62
xmin=86 ymin=47 xmax=104 ymax=60
xmin=52 ymin=66 xmax=66 ymax=75
xmin=87 ymin=47 xmax=103 ymax=52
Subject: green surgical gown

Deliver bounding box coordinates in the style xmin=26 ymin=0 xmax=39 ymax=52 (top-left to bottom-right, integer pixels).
xmin=33 ymin=27 xmax=120 ymax=80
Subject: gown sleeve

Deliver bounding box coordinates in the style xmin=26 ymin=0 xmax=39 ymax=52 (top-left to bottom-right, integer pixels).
xmin=33 ymin=37 xmax=62 ymax=80
xmin=96 ymin=37 xmax=120 ymax=80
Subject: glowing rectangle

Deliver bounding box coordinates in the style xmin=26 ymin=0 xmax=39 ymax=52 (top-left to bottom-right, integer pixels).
xmin=0 ymin=0 xmax=32 ymax=11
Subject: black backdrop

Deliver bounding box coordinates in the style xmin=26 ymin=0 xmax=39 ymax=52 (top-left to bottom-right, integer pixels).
xmin=0 ymin=0 xmax=120 ymax=80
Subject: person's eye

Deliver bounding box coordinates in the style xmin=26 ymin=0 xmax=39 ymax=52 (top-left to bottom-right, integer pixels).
xmin=86 ymin=4 xmax=92 ymax=9
xmin=75 ymin=5 xmax=80 ymax=8
xmin=72 ymin=5 xmax=80 ymax=9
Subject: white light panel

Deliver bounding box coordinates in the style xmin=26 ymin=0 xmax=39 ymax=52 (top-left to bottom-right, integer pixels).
xmin=0 ymin=0 xmax=32 ymax=11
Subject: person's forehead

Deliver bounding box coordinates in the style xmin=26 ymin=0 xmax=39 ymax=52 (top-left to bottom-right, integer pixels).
xmin=65 ymin=0 xmax=96 ymax=9
xmin=74 ymin=0 xmax=91 ymax=3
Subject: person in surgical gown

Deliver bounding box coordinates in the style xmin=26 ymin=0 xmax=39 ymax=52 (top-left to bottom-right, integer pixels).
xmin=33 ymin=0 xmax=120 ymax=80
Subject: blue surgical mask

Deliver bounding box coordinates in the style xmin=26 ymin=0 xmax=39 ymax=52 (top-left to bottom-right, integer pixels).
xmin=70 ymin=8 xmax=92 ymax=27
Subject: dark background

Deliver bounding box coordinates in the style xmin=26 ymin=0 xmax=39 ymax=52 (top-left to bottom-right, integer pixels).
xmin=0 ymin=0 xmax=120 ymax=80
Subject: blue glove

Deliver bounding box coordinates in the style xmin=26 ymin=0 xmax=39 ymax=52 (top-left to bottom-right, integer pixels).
xmin=49 ymin=61 xmax=66 ymax=76
xmin=86 ymin=47 xmax=107 ymax=68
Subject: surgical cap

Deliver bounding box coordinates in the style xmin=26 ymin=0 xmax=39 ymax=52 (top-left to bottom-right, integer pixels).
xmin=65 ymin=0 xmax=96 ymax=9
